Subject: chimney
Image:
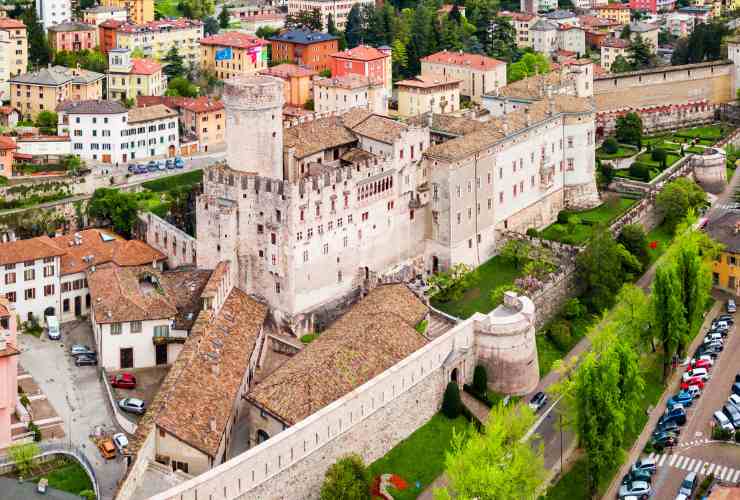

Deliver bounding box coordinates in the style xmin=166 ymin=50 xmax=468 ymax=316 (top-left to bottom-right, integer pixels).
xmin=524 ymin=107 xmax=531 ymax=127
xmin=209 ymin=416 xmax=217 ymax=432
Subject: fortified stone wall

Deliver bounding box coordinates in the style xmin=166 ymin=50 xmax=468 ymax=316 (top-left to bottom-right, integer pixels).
xmin=137 ymin=212 xmax=197 ymax=269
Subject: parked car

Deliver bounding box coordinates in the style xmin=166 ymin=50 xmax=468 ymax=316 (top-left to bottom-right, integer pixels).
xmin=45 ymin=315 xmax=60 ymax=340
xmin=697 ymin=343 xmax=721 ymax=358
xmin=668 ymin=391 xmax=693 ymax=409
xmin=75 ymin=354 xmax=97 ymax=367
xmin=681 ymin=379 xmax=705 ymax=391
xmin=683 ymin=368 xmax=710 ymax=382
xmin=631 ymin=457 xmax=657 ymax=475
xmin=98 ymin=438 xmax=116 ymax=459
xmin=716 ymin=314 xmax=734 ymax=324
xmin=729 ymin=394 xmax=740 ymax=412
xmin=728 ymin=299 xmax=736 ymax=313
xmin=723 ymin=404 xmax=740 ymax=428
xmin=714 ymin=410 xmax=735 ymax=432
xmin=118 ymin=398 xmax=146 ymax=415
xmin=678 ymin=472 xmax=697 ymax=496
xmin=703 ymin=333 xmax=723 ymax=345
xmin=529 ymin=391 xmax=548 ymax=412
xmin=70 ymin=344 xmax=94 ymax=357
xmin=686 ymin=385 xmax=702 ymax=399
xmin=37 ymin=477 xmax=48 ymax=494
xmin=146 ymin=160 xmax=158 ymax=172
xmin=157 ymin=160 xmax=167 ymax=171
xmin=733 ymin=383 xmax=740 ymax=397
xmin=710 ymin=319 xmax=730 ymax=331
xmin=660 ymin=407 xmax=687 ymax=426
xmin=174 ymin=156 xmax=184 ymax=168
xmin=654 ymin=420 xmax=681 ymax=436
xmin=127 ymin=164 xmax=135 ymax=173
xmin=110 ymin=372 xmax=137 ymax=389
xmin=112 ymin=432 xmax=129 ymax=454
xmin=682 ymin=375 xmax=707 ymax=388
xmin=621 ymin=468 xmax=652 ymax=486
xmin=650 ymin=431 xmax=678 ymax=450
xmin=618 ymin=480 xmax=652 ymax=499
xmin=705 ymin=340 xmax=724 ymax=353
xmin=166 ymin=158 xmax=175 ymax=169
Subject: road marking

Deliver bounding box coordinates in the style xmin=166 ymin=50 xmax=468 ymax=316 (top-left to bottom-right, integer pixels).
xmin=669 ymin=454 xmax=678 ymax=466
xmin=649 ymin=452 xmax=656 ymax=461
xmin=685 ymin=458 xmax=696 ymax=470
xmin=694 ymin=460 xmax=704 ymax=473
xmin=658 ymin=454 xmax=668 ymax=466
xmin=733 ymin=470 xmax=740 ymax=482
xmin=708 ymin=464 xmax=716 ymax=475
xmin=724 ymin=468 xmax=734 ymax=480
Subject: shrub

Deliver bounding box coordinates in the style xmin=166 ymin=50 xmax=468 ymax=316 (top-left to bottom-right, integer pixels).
xmin=428 ymin=263 xmax=480 ymax=302
xmin=490 ymin=284 xmax=522 ymax=308
xmin=19 ymin=393 xmax=30 ymax=409
xmin=712 ymin=426 xmax=732 ymax=440
xmin=557 ymin=211 xmax=571 ymax=224
xmin=629 ymin=162 xmax=651 ymax=181
xmin=563 ymin=298 xmax=586 ymax=320
xmin=28 ymin=421 xmax=41 ymax=442
xmin=697 ymin=473 xmax=715 ymax=497
xmin=8 ymin=442 xmax=39 ymax=478
xmin=566 ymin=215 xmax=582 ymax=227
xmin=415 ymin=319 xmax=428 ymax=335
xmin=300 ymin=334 xmax=318 ymax=344
xmin=651 ymin=147 xmax=667 ymax=163
xmin=473 ymin=365 xmax=488 ymax=395
xmin=79 ymin=491 xmax=95 ymax=500
xmin=548 ymin=224 xmax=568 ymax=241
xmin=441 ymin=382 xmax=462 ymax=419
xmin=547 ymin=320 xmax=572 ymax=351
xmin=320 ymin=454 xmax=371 ymax=500
xmin=602 ymin=137 xmax=619 ymax=154
xmin=526 ymin=227 xmax=539 ymax=238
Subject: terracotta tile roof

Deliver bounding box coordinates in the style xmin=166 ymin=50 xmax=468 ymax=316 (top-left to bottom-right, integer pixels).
xmin=199 ymin=31 xmax=267 ymax=49
xmin=421 ymin=50 xmax=505 ymax=70
xmin=0 ymin=136 xmax=16 ymax=149
xmin=350 ymin=114 xmax=408 ymax=144
xmin=340 ymin=147 xmax=378 ymax=163
xmin=177 ymin=96 xmax=224 ymax=113
xmin=313 ymin=74 xmax=381 ymax=90
xmin=425 ymin=96 xmax=593 ymax=161
xmin=0 ymin=106 xmax=19 ymax=116
xmin=602 ymin=37 xmax=630 ymax=48
xmin=99 ymin=19 xmax=124 ymax=29
xmin=705 ymin=212 xmax=740 ymax=253
xmin=0 ymin=18 xmax=26 ymax=29
xmin=331 ymin=44 xmax=389 ymax=62
xmin=408 ymin=113 xmax=481 ymax=137
xmin=154 ymin=288 xmax=267 ymax=457
xmin=284 ymin=115 xmax=358 ymax=159
xmin=260 ymin=63 xmax=317 ymax=78
xmin=595 ymin=3 xmax=630 ymax=8
xmin=47 ymin=21 xmax=97 ymax=32
xmin=117 ymin=18 xmax=203 ymax=34
xmin=127 ymin=104 xmax=177 ymax=123
xmin=248 ymin=284 xmax=428 ymax=425
xmin=202 ymin=261 xmax=227 ymax=297
xmin=498 ymin=10 xmax=536 ymax=21
xmin=0 ymin=236 xmax=66 ymax=266
xmin=396 ymin=75 xmax=461 ymax=89
xmin=498 ymin=71 xmax=565 ymax=100
xmin=340 ymin=107 xmax=374 ymax=128
xmin=130 ymin=58 xmax=162 ymax=75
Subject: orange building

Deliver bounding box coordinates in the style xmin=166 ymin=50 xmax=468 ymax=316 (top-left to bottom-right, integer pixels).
xmin=99 ymin=19 xmax=124 ymax=55
xmin=329 ymin=44 xmax=392 ymax=90
xmin=259 ymin=63 xmax=316 ymax=108
xmin=0 ymin=136 xmax=16 ymax=178
xmin=269 ymin=29 xmax=338 ymax=73
xmin=199 ymin=32 xmax=269 ymax=80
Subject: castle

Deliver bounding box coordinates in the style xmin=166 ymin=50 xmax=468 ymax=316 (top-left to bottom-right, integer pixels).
xmin=193 ymin=67 xmax=599 ymax=335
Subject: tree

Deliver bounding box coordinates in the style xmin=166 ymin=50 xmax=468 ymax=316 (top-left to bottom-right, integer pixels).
xmin=256 ymin=26 xmax=280 ymax=40
xmin=162 ymin=46 xmax=186 ymax=79
xmin=428 ymin=263 xmax=479 ymax=303
xmin=500 ymin=239 xmax=531 ymax=269
xmin=472 ymin=365 xmax=487 ymax=395
xmin=671 ymin=22 xmax=729 ymax=65
xmin=652 ymin=147 xmax=667 ymax=167
xmin=87 ymin=188 xmax=140 ymax=237
xmin=610 ymin=55 xmax=633 ymax=73
xmin=166 ymin=76 xmax=199 ymax=97
xmin=602 ymin=137 xmax=618 ymax=154
xmin=652 ymin=263 xmax=687 ymax=380
xmin=8 ymin=442 xmax=40 ymax=478
xmin=434 ymin=404 xmax=546 ymax=500
xmin=489 ymin=16 xmax=517 ymax=61
xmin=285 ymin=9 xmax=323 ymax=31
xmin=441 ymin=382 xmax=462 ymax=418
xmin=62 ymin=155 xmax=84 ymax=176
xmin=627 ymin=34 xmax=655 ymax=70
xmin=203 ymin=16 xmax=219 ymax=35
xmin=320 ymin=454 xmax=371 ymax=500
xmin=345 ymin=4 xmax=364 ymax=48
xmin=327 ymin=13 xmax=338 ymax=36
xmin=620 ymin=24 xmax=631 ymax=40
xmin=130 ymin=47 xmax=146 ymax=59
xmin=618 ymin=223 xmax=650 ymax=268
xmin=34 ymin=110 xmax=57 ymax=134
xmin=656 ymin=178 xmax=707 ymax=233
xmin=21 ymin=5 xmax=50 ymax=67
xmin=507 ymin=52 xmax=550 ymax=83
xmin=218 ymin=5 xmax=230 ymax=29
xmin=179 ymin=0 xmax=215 ymax=19
xmin=615 ymin=112 xmax=643 ymax=147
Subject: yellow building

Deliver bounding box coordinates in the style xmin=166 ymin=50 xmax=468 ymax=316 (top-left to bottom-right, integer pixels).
xmin=259 ymin=63 xmax=316 ymax=108
xmin=107 ymin=48 xmax=165 ymax=100
xmin=199 ymin=32 xmax=268 ymax=80
xmin=9 ymin=66 xmax=104 ymax=120
xmin=101 ymin=0 xmax=153 ymax=24
xmin=116 ymin=19 xmax=203 ymax=64
xmin=395 ymin=76 xmax=461 ymax=118
xmin=594 ymin=4 xmax=631 ymax=25
xmin=707 ymin=213 xmax=740 ymax=296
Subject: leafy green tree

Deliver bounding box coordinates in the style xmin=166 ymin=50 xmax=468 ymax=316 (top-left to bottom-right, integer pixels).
xmin=345 ymin=4 xmax=364 ymax=48
xmin=428 ymin=263 xmax=479 ymax=302
xmin=489 ymin=16 xmax=517 ymax=61
xmin=179 ymin=0 xmax=215 ymax=19
xmin=130 ymin=47 xmax=146 ymax=59
xmin=285 ymin=9 xmax=323 ymax=31
xmin=610 ymin=54 xmax=633 ymax=73
xmin=203 ymin=16 xmax=219 ymax=35
xmin=21 ymin=5 xmax=50 ymax=67
xmin=618 ymin=223 xmax=650 ymax=268
xmin=87 ymin=188 xmax=140 ymax=237
xmin=671 ymin=22 xmax=728 ymax=65
xmin=320 ymin=454 xmax=371 ymax=500
xmin=407 ymin=1 xmax=437 ymax=74
xmin=434 ymin=404 xmax=546 ymax=500
xmin=8 ymin=442 xmax=40 ymax=478
xmin=166 ymin=76 xmax=198 ymax=97
xmin=34 ymin=110 xmax=57 ymax=134
xmin=652 ymin=262 xmax=687 ymax=380
xmin=441 ymin=382 xmax=462 ymax=418
xmin=218 ymin=5 xmax=230 ymax=28
xmin=162 ymin=46 xmax=185 ymax=79
xmin=627 ymin=34 xmax=655 ymax=70
xmin=499 ymin=239 xmax=531 ymax=269
xmin=652 ymin=147 xmax=668 ymax=167
xmin=327 ymin=13 xmax=338 ymax=36
xmin=656 ymin=178 xmax=708 ymax=233
xmin=472 ymin=365 xmax=488 ymax=395
xmin=615 ymin=112 xmax=643 ymax=147
xmin=391 ymin=38 xmax=409 ymax=75
xmin=256 ymin=26 xmax=280 ymax=40
xmin=602 ymin=137 xmax=619 ymax=154
xmin=620 ymin=24 xmax=632 ymax=40
xmin=62 ymin=155 xmax=84 ymax=176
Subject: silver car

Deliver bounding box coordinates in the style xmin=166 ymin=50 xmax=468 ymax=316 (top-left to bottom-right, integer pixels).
xmin=112 ymin=432 xmax=129 ymax=453
xmin=618 ymin=481 xmax=652 ymax=498
xmin=118 ymin=398 xmax=146 ymax=415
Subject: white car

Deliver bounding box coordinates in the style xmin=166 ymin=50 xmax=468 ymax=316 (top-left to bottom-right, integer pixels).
xmin=682 ymin=367 xmax=709 ymax=382
xmin=112 ymin=432 xmax=129 ymax=453
xmin=729 ymin=394 xmax=740 ymax=412
xmin=714 ymin=410 xmax=735 ymax=432
xmin=619 ymin=481 xmax=652 ymax=498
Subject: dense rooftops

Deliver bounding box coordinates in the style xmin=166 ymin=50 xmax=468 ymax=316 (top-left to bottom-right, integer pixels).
xmin=117 ymin=18 xmax=203 ymax=34
xmin=332 ymin=44 xmax=389 ymax=61
xmin=260 ymin=63 xmax=317 ymax=79
xmin=57 ymin=99 xmax=127 ymax=114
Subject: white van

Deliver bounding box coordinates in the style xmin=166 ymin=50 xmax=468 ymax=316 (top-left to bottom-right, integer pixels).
xmin=714 ymin=410 xmax=734 ymax=432
xmin=46 ymin=316 xmax=60 ymax=340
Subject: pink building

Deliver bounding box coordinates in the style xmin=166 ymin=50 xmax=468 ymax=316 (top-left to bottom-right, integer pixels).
xmin=47 ymin=21 xmax=98 ymax=53
xmin=0 ymin=296 xmax=18 ymax=449
xmin=329 ymin=45 xmax=392 ymax=90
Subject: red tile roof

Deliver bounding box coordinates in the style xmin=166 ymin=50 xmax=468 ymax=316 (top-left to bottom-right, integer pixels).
xmin=117 ymin=18 xmax=202 ymax=34
xmin=602 ymin=37 xmax=630 ymax=48
xmin=179 ymin=96 xmax=224 ymax=113
xmin=396 ymin=75 xmax=461 ymax=89
xmin=595 ymin=3 xmax=630 ymax=8
xmin=260 ymin=63 xmax=317 ymax=78
xmin=0 ymin=136 xmax=16 ymax=150
xmin=331 ymin=44 xmax=389 ymax=62
xmin=99 ymin=19 xmax=124 ymax=29
xmin=499 ymin=10 xmax=536 ymax=21
xmin=0 ymin=18 xmax=26 ymax=29
xmin=199 ymin=31 xmax=267 ymax=49
xmin=0 ymin=236 xmax=67 ymax=266
xmin=0 ymin=106 xmax=18 ymax=115
xmin=130 ymin=58 xmax=162 ymax=75
xmin=421 ymin=50 xmax=505 ymax=70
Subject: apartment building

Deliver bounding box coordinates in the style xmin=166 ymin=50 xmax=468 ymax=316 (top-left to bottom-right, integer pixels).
xmin=259 ymin=63 xmax=317 ymax=108
xmin=82 ymin=5 xmax=127 ymax=26
xmin=520 ymin=0 xmax=557 ymax=13
xmin=101 ymin=0 xmax=153 ymax=24
xmin=330 ymin=44 xmax=392 ymax=90
xmin=287 ymin=0 xmax=374 ymax=30
xmin=199 ymin=31 xmax=269 ymax=80
xmin=600 ymin=37 xmax=630 ymax=71
xmin=47 ymin=21 xmax=98 ymax=52
xmin=0 ymin=296 xmax=18 ymax=450
xmin=313 ymin=74 xmax=387 ymax=115
xmin=57 ymin=100 xmax=179 ymax=163
xmin=35 ymin=0 xmax=71 ymax=30
xmin=396 ymin=76 xmax=461 ymax=118
xmin=629 ymin=21 xmax=659 ymax=52
xmin=107 ymin=48 xmax=165 ymax=100
xmin=594 ymin=3 xmax=631 ymax=24
xmin=0 ymin=136 xmax=16 ymax=178
xmin=269 ymin=29 xmax=338 ymax=73
xmin=499 ymin=11 xmax=539 ymax=48
xmin=10 ymin=65 xmax=104 ymax=120
xmin=420 ymin=50 xmax=506 ymax=103
xmin=98 ymin=19 xmax=123 ymax=54
xmin=115 ymin=19 xmax=204 ymax=63
xmin=629 ymin=0 xmax=676 ymax=13
xmin=0 ymin=18 xmax=27 ymax=101
xmin=177 ymin=97 xmax=225 ymax=152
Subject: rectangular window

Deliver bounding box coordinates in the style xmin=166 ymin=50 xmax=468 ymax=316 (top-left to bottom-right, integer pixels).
xmin=154 ymin=325 xmax=169 ymax=337
xmin=499 ymin=191 xmax=504 ymax=203
xmin=567 ymin=136 xmax=574 ymax=148
xmin=4 ymin=273 xmax=15 ymax=285
xmin=111 ymin=323 xmax=122 ymax=335
xmin=130 ymin=321 xmax=142 ymax=333
xmin=567 ymin=158 xmax=575 ymax=171
xmin=6 ymin=292 xmax=16 ymax=303
xmin=24 ymin=268 xmax=35 ymax=281
xmin=24 ymin=288 xmax=35 ymax=300
xmin=43 ymin=265 xmax=54 ymax=277
xmin=43 ymin=284 xmax=54 ymax=296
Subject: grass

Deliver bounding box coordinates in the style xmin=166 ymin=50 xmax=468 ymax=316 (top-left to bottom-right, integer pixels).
xmin=636 ymin=152 xmax=681 ymax=169
xmin=155 ymin=0 xmax=182 ymax=17
xmin=368 ymin=414 xmax=469 ymax=500
xmin=539 ymin=198 xmax=637 ymax=245
xmin=141 ymin=169 xmax=202 ymax=192
xmin=136 ymin=191 xmax=169 ymax=218
xmin=536 ymin=313 xmax=598 ymax=377
xmin=35 ymin=460 xmax=93 ymax=496
xmin=674 ymin=125 xmax=725 ymax=141
xmin=431 ymin=255 xmax=523 ymax=319
xmin=596 ymin=145 xmax=638 ymax=160
xmin=486 ymin=390 xmax=521 ymax=407
xmin=646 ymin=222 xmax=673 ymax=265
xmin=728 ymin=166 xmax=736 ymax=182
xmin=686 ymin=146 xmax=706 ymax=154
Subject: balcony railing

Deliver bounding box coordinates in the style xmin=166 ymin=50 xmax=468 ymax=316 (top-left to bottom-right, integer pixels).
xmin=152 ymin=330 xmax=188 ymax=345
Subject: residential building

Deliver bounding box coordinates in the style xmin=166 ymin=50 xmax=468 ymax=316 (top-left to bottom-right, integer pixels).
xmin=137 ymin=95 xmax=225 ymax=152
xmin=396 ymin=76 xmax=461 ymax=118
xmin=107 ymin=48 xmax=165 ymax=100
xmin=238 ymin=13 xmax=286 ymax=35
xmin=312 ymin=74 xmax=387 ymax=115
xmin=0 ymin=136 xmax=16 ymax=177
xmin=594 ymin=3 xmax=632 ymax=24
xmin=499 ymin=11 xmax=539 ymax=48
xmin=629 ymin=21 xmax=659 ymax=52
xmin=420 ymin=50 xmax=506 ymax=103
xmin=259 ymin=63 xmax=317 ymax=108
xmin=115 ymin=19 xmax=204 ymax=64
xmin=58 ymin=100 xmax=179 ymax=163
xmin=666 ymin=12 xmax=695 ymax=37
xmin=87 ymin=263 xmax=212 ymax=369
xmin=199 ymin=32 xmax=269 ymax=80
xmin=678 ymin=5 xmax=713 ymax=23
xmin=286 ymin=0 xmax=374 ymax=30
xmin=35 ymin=0 xmax=71 ymax=30
xmin=0 ymin=106 xmax=20 ymax=127
xmin=98 ymin=19 xmax=124 ymax=55
xmin=101 ymin=0 xmax=153 ymax=24
xmin=600 ymin=37 xmax=630 ymax=71
xmin=47 ymin=21 xmax=98 ymax=52
xmin=579 ymin=14 xmax=620 ymax=49
xmin=0 ymin=18 xmax=27 ymax=100
xmin=330 ymin=44 xmax=392 ymax=91
xmin=269 ymin=29 xmax=338 ymax=73
xmin=629 ymin=0 xmax=676 ymax=13
xmin=521 ymin=0 xmax=557 ymax=13
xmin=15 ymin=135 xmax=71 ymax=162
xmin=0 ymin=229 xmax=166 ymax=324
xmin=0 ymin=296 xmax=19 ymax=450
xmin=543 ymin=9 xmax=579 ymax=25
xmin=557 ymin=25 xmax=586 ymax=55
xmin=706 ymin=213 xmax=740 ymax=295
xmin=10 ymin=65 xmax=104 ymax=120
xmin=532 ymin=19 xmax=559 ymax=54
xmin=82 ymin=5 xmax=127 ymax=27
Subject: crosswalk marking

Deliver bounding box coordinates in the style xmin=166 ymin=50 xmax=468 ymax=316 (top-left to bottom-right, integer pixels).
xmin=658 ymin=454 xmax=668 ymax=466
xmin=647 ymin=454 xmax=740 ymax=483
xmin=708 ymin=464 xmax=716 ymax=475
xmin=733 ymin=470 xmax=740 ymax=482
xmin=669 ymin=454 xmax=678 ymax=466
xmin=694 ymin=460 xmax=704 ymax=473
xmin=718 ymin=466 xmax=726 ymax=478
xmin=685 ymin=458 xmax=696 ymax=471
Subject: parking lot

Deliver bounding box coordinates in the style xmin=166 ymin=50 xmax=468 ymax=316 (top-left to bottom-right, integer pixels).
xmin=109 ymin=366 xmax=169 ymax=424
xmin=625 ymin=303 xmax=740 ymax=499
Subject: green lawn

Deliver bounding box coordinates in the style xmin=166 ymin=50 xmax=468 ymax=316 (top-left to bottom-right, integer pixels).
xmin=728 ymin=166 xmax=736 ymax=182
xmin=536 ymin=313 xmax=598 ymax=377
xmin=596 ymin=145 xmax=639 ymax=160
xmin=141 ymin=169 xmax=203 ymax=192
xmin=646 ymin=223 xmax=673 ymax=264
xmin=674 ymin=125 xmax=726 ymax=141
xmin=136 ymin=191 xmax=169 ymax=218
xmin=155 ymin=0 xmax=182 ymax=17
xmin=368 ymin=414 xmax=469 ymax=500
xmin=431 ymin=256 xmax=523 ymax=319
xmin=636 ymin=152 xmax=681 ymax=169
xmin=539 ymin=198 xmax=636 ymax=245
xmin=35 ymin=461 xmax=93 ymax=497
xmin=686 ymin=146 xmax=706 ymax=154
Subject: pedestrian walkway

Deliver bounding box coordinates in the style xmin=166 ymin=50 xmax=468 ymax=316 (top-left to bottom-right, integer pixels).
xmin=460 ymin=390 xmax=491 ymax=424
xmin=647 ymin=452 xmax=740 ymax=482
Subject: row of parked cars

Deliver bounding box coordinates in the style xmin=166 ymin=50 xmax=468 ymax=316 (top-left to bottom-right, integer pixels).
xmin=712 ymin=375 xmax=740 ymax=432
xmin=128 ymin=157 xmax=185 ymax=174
xmin=619 ymin=311 xmax=735 ymax=499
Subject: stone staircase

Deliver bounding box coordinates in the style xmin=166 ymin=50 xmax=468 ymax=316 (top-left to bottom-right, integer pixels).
xmin=426 ymin=312 xmax=456 ymax=339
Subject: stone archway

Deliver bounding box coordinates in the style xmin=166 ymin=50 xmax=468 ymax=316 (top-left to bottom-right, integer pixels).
xmin=43 ymin=307 xmax=55 ymax=317
xmin=450 ymin=367 xmax=458 ymax=383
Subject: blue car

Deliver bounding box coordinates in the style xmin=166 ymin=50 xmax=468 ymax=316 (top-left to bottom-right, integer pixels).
xmin=659 ymin=407 xmax=687 ymax=427
xmin=166 ymin=158 xmax=175 ymax=169
xmin=174 ymin=157 xmax=184 ymax=169
xmin=146 ymin=160 xmax=158 ymax=172
xmin=668 ymin=391 xmax=693 ymax=409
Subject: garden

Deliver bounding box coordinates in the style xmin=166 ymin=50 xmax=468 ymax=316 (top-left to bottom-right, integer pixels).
xmin=5 ymin=443 xmax=94 ymax=499
xmin=538 ymin=195 xmax=637 ymax=245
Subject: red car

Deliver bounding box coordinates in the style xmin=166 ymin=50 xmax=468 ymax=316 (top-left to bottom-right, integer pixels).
xmin=690 ymin=358 xmax=712 ymax=370
xmin=681 ymin=379 xmax=705 ymax=391
xmin=110 ymin=373 xmax=137 ymax=389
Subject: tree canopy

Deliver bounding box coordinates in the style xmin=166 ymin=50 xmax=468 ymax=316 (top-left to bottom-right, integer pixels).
xmin=179 ymin=0 xmax=214 ymax=19
xmin=671 ymin=22 xmax=729 ymax=65
xmin=87 ymin=188 xmax=140 ymax=237
xmin=320 ymin=454 xmax=371 ymax=500
xmin=655 ymin=178 xmax=707 ymax=233
xmin=286 ymin=9 xmax=323 ymax=31
xmin=615 ymin=112 xmax=643 ymax=147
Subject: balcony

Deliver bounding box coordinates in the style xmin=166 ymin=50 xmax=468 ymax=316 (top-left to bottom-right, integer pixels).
xmin=152 ymin=330 xmax=187 ymax=345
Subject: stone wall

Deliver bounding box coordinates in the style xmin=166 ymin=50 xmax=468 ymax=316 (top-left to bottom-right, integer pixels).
xmin=137 ymin=212 xmax=198 ymax=269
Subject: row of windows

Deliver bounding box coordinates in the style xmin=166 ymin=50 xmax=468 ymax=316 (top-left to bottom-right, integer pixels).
xmin=3 ymin=284 xmax=55 ymax=302
xmin=110 ymin=321 xmax=145 ymax=334
xmin=73 ymin=135 xmax=176 ymax=150
xmin=3 ymin=258 xmax=54 ymax=271
xmin=61 ymin=278 xmax=88 ymax=293
xmin=3 ymin=265 xmax=55 ymax=284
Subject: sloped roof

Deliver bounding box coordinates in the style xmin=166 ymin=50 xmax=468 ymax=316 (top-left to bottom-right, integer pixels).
xmin=0 ymin=236 xmax=66 ymax=266
xmin=128 ymin=104 xmax=177 ymax=123
xmin=47 ymin=21 xmax=97 ymax=32
xmin=57 ymin=99 xmax=127 ymax=114
xmin=199 ymin=31 xmax=267 ymax=49
xmin=283 ymin=115 xmax=358 ymax=159
xmin=10 ymin=66 xmax=104 ymax=86
xmin=350 ymin=114 xmax=408 ymax=144
xmin=421 ymin=50 xmax=504 ymax=70
xmin=313 ymin=74 xmax=381 ymax=90
xmin=130 ymin=58 xmax=162 ymax=75
xmin=0 ymin=18 xmax=26 ymax=29
xmin=247 ymin=284 xmax=428 ymax=425
xmin=260 ymin=63 xmax=317 ymax=78
xmin=331 ymin=44 xmax=389 ymax=61
xmin=270 ymin=28 xmax=337 ymax=44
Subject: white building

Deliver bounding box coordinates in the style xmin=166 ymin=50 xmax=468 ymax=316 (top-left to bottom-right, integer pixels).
xmin=36 ymin=0 xmax=71 ymax=30
xmin=313 ymin=75 xmax=387 ymax=115
xmin=57 ymin=100 xmax=179 ymax=164
xmin=82 ymin=5 xmax=127 ymax=26
xmin=420 ymin=50 xmax=507 ymax=103
xmin=557 ymin=25 xmax=586 ymax=56
xmin=532 ymin=19 xmax=559 ymax=54
xmin=286 ymin=0 xmax=374 ymax=30
xmin=521 ymin=0 xmax=558 ymax=13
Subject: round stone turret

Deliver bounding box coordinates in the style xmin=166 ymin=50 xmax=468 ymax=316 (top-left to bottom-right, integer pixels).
xmin=692 ymin=147 xmax=727 ymax=194
xmin=223 ymin=75 xmax=285 ymax=178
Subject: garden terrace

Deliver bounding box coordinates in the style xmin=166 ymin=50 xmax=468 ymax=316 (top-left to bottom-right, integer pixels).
xmin=539 ymin=197 xmax=637 ymax=245
xmin=596 ymin=144 xmax=639 ymax=160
